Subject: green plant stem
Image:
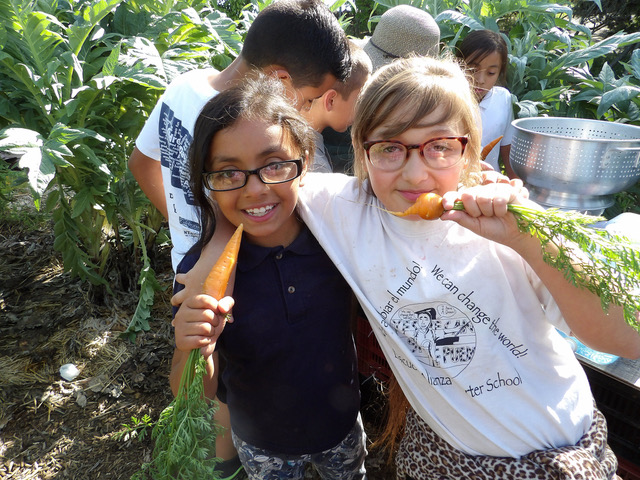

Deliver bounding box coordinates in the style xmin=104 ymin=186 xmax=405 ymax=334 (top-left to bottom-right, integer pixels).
xmin=132 ymin=348 xmax=222 ymax=479
xmin=452 ymin=201 xmax=640 ymax=333
xmin=172 ymin=349 xmax=199 ymax=427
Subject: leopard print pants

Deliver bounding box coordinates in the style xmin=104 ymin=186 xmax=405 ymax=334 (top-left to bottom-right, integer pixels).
xmin=396 ymin=406 xmax=620 ymax=480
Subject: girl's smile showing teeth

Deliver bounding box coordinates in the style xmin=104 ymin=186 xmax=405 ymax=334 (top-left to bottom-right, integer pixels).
xmin=208 ymin=118 xmax=305 ymax=248
xmin=244 ymin=203 xmax=276 ymax=217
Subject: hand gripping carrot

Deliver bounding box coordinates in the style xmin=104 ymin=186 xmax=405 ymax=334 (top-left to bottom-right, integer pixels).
xmin=392 ymin=193 xmax=640 ymax=333
xmin=203 ymin=223 xmax=243 ymax=298
xmin=133 ymin=224 xmax=243 ymax=480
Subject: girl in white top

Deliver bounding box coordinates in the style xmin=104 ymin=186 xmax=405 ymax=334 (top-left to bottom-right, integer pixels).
xmin=294 ymin=56 xmax=640 ymax=479
xmin=457 ymin=30 xmax=516 ymax=177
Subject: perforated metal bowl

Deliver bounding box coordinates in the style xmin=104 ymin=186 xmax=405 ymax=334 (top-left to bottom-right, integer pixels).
xmin=510 ymin=117 xmax=640 ymax=212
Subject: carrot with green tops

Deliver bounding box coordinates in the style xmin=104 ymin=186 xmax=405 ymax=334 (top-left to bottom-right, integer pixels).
xmin=132 ymin=224 xmax=244 ymax=480
xmin=391 ymin=193 xmax=640 ymax=333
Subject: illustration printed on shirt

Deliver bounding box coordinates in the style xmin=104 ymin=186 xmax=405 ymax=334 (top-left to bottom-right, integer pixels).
xmin=158 ymin=103 xmax=200 ymax=236
xmin=388 ymin=301 xmax=476 ymax=378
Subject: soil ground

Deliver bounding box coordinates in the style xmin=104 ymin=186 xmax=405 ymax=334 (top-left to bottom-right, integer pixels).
xmin=0 ymin=197 xmax=395 ymax=479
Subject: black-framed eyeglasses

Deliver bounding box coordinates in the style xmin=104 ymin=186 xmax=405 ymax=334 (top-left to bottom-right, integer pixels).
xmin=363 ymin=136 xmax=469 ymax=172
xmin=203 ymin=159 xmax=304 ymax=192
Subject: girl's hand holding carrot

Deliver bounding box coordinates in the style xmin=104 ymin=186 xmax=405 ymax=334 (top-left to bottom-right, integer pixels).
xmin=441 ymin=183 xmax=537 ymax=251
xmin=172 ymin=222 xmax=243 ymax=359
xmin=172 ymin=294 xmax=235 ymax=359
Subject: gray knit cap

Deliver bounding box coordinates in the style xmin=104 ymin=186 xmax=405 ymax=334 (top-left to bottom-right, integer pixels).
xmin=362 ymin=5 xmax=441 ymax=71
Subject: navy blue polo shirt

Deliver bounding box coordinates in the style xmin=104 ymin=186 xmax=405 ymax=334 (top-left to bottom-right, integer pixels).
xmin=176 ymin=225 xmax=360 ymax=455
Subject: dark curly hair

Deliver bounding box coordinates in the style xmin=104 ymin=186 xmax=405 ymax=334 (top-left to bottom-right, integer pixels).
xmin=189 ymin=74 xmax=316 ymax=248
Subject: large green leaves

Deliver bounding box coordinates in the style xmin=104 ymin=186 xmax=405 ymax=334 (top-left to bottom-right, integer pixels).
xmin=67 ymin=0 xmax=123 ymax=55
xmin=0 ymin=0 xmax=251 ymax=336
xmin=0 ymin=128 xmax=52 ymax=199
xmin=422 ymin=0 xmax=640 ymax=121
xmin=0 ymin=0 xmax=64 ymax=75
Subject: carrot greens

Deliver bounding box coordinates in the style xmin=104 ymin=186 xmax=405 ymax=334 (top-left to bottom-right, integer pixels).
xmin=132 ymin=224 xmax=244 ymax=479
xmin=452 ymin=201 xmax=640 ymax=333
xmin=131 ymin=349 xmax=223 ymax=479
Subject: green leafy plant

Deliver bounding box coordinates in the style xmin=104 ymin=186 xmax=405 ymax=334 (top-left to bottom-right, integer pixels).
xmin=115 ymin=414 xmax=155 ymax=443
xmin=608 ymin=183 xmax=640 ymax=217
xmin=362 ymin=0 xmax=640 ymax=122
xmin=131 ymin=350 xmax=222 ymax=480
xmin=0 ymin=0 xmax=158 ymax=302
xmin=0 ymin=130 xmax=31 ymax=206
xmin=0 ymin=0 xmax=244 ymax=336
xmin=573 ymin=0 xmax=640 ymax=37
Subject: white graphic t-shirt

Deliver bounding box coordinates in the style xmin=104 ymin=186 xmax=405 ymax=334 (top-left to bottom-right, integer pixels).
xmin=479 ymin=86 xmax=514 ymax=171
xmin=136 ymin=68 xmax=219 ymax=271
xmin=298 ymin=173 xmax=594 ymax=458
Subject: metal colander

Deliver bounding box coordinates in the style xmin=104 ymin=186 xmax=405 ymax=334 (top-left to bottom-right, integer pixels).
xmin=510 ymin=117 xmax=640 ymax=212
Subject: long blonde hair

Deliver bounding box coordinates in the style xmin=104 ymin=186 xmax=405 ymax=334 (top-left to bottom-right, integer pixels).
xmin=351 ymin=55 xmax=482 ymax=189
xmin=355 ymin=56 xmax=483 ymax=461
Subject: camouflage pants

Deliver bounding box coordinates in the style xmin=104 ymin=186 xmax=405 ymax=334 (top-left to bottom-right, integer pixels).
xmin=232 ymin=414 xmax=367 ymax=480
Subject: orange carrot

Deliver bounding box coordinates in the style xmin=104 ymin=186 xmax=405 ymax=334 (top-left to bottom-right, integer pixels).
xmin=392 ymin=193 xmax=444 ymax=220
xmin=481 ymin=136 xmax=503 ymax=160
xmin=135 ymin=224 xmax=244 ymax=479
xmin=202 ymin=223 xmax=243 ymax=298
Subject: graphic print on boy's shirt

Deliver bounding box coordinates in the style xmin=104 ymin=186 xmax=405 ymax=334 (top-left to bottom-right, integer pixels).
xmin=158 ymin=103 xmax=200 ymax=241
xmin=376 ymin=259 xmax=529 ymax=397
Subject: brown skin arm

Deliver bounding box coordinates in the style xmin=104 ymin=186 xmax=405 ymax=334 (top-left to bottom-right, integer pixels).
xmin=128 ymin=147 xmax=168 ymax=219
